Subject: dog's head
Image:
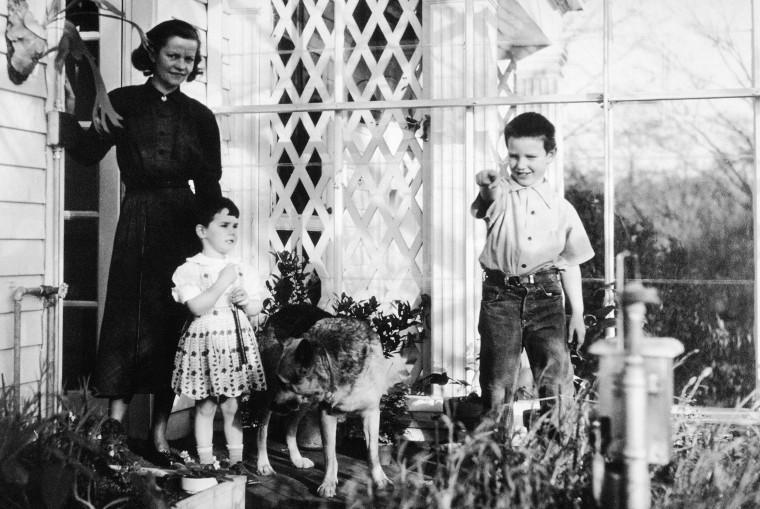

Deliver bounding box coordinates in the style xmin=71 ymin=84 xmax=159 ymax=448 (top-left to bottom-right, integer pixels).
xmin=271 ymin=337 xmax=330 ymax=414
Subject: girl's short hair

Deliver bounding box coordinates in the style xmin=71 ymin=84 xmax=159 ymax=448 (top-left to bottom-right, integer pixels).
xmin=131 ymin=19 xmax=203 ymax=82
xmin=503 ymin=112 xmax=557 ymax=153
xmin=196 ymin=197 xmax=240 ymax=227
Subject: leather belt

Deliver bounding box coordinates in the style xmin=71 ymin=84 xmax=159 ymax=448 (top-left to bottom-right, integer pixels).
xmin=483 ymin=268 xmax=560 ymax=287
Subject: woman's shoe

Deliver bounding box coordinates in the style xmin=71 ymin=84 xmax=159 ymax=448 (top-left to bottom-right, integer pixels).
xmin=139 ymin=443 xmax=183 ymax=468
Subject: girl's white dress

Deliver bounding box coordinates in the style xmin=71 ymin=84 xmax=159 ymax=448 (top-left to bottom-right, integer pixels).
xmin=170 ymin=253 xmax=267 ymax=399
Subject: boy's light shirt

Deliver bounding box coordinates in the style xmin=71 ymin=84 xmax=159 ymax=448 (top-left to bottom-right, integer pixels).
xmin=171 ymin=253 xmax=260 ymax=309
xmin=471 ymin=176 xmax=593 ymax=276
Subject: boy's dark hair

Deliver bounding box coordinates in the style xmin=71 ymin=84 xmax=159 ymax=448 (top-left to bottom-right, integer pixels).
xmin=131 ymin=19 xmax=203 ymax=82
xmin=196 ymin=197 xmax=240 ymax=227
xmin=503 ymin=112 xmax=556 ymax=153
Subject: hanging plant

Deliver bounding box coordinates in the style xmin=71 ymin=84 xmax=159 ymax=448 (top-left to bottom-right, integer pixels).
xmin=5 ymin=0 xmax=152 ymax=135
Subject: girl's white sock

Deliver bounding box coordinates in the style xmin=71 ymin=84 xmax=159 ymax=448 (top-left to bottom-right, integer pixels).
xmin=227 ymin=443 xmax=244 ymax=464
xmin=197 ymin=445 xmax=214 ymax=464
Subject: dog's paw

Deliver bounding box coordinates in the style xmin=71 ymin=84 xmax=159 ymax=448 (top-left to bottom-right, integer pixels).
xmin=256 ymin=461 xmax=276 ymax=476
xmin=317 ymin=479 xmax=338 ymax=498
xmin=291 ymin=455 xmax=314 ymax=469
xmin=372 ymin=466 xmax=391 ymax=488
xmin=375 ymin=474 xmax=392 ymax=489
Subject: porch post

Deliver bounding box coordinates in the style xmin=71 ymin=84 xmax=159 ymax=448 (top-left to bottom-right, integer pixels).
xmin=424 ymin=0 xmax=499 ymax=397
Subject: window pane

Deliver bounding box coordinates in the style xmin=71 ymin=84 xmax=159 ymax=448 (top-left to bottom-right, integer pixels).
xmin=62 ymin=307 xmax=97 ymax=391
xmin=64 ymin=219 xmax=98 ymax=301
xmin=64 ymin=155 xmax=99 ymax=211
xmin=614 ymin=99 xmax=755 ymax=406
xmin=559 ymin=1 xmax=604 ymax=94
xmin=610 ymin=0 xmax=752 ymax=94
xmin=562 ymin=102 xmax=606 ymax=307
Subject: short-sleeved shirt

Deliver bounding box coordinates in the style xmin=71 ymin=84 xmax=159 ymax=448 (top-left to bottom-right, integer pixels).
xmin=172 ymin=253 xmax=261 ymax=311
xmin=471 ymin=177 xmax=593 ymax=275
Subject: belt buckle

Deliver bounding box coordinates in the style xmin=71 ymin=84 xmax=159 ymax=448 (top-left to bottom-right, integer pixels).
xmin=506 ymin=275 xmax=521 ymax=286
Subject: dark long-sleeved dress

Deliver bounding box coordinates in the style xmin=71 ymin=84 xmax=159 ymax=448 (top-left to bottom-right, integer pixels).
xmin=61 ymin=79 xmax=222 ymax=396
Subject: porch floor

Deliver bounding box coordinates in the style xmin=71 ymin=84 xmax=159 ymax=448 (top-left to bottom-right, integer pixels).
xmin=134 ymin=430 xmax=433 ymax=509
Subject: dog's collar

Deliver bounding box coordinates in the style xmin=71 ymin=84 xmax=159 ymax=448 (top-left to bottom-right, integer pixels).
xmin=320 ymin=348 xmax=337 ymax=407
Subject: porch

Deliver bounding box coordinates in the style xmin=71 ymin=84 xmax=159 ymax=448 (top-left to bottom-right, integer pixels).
xmin=137 ymin=429 xmax=435 ymax=509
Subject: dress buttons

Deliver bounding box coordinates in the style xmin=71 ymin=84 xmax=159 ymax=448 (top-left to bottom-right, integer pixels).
xmin=528 ymin=237 xmax=532 ymax=241
xmin=521 ymin=264 xmax=526 ymax=268
xmin=530 ymin=210 xmax=535 ymax=215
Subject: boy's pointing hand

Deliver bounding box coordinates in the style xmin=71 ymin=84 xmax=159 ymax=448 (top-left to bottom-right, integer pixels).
xmin=475 ymin=170 xmax=500 ymax=188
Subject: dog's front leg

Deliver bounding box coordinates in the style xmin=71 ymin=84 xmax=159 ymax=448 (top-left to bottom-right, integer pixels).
xmin=363 ymin=407 xmax=390 ymax=487
xmin=256 ymin=408 xmax=276 ymax=475
xmin=285 ymin=404 xmax=315 ymax=469
xmin=317 ymin=409 xmax=339 ymax=497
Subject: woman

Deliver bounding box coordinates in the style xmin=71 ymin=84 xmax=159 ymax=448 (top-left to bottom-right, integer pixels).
xmin=61 ymin=19 xmax=222 ymax=462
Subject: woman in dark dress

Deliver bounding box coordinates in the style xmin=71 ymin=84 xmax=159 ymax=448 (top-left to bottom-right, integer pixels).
xmin=61 ymin=19 xmax=222 ymax=459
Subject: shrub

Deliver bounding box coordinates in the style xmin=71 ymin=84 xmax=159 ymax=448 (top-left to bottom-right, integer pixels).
xmin=0 ymin=377 xmax=165 ymax=509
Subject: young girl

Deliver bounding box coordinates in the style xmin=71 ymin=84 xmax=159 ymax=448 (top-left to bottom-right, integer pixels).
xmin=171 ymin=197 xmax=266 ymax=468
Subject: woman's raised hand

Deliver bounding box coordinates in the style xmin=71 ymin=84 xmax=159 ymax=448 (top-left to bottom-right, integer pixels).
xmin=64 ymin=76 xmax=76 ymax=114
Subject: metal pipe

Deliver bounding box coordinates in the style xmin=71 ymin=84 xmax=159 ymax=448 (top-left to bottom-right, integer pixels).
xmin=621 ymin=295 xmax=649 ymax=508
xmin=211 ymin=88 xmax=760 ymax=116
xmin=12 ymin=285 xmax=67 ymax=413
xmin=620 ymin=283 xmax=659 ymax=509
xmin=751 ymin=0 xmax=760 ymax=400
xmin=603 ymin=0 xmax=616 ymax=339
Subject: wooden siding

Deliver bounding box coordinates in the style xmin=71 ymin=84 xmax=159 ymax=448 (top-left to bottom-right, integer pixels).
xmin=221 ymin=1 xmax=273 ymax=282
xmin=0 ymin=166 xmax=45 ymax=203
xmin=0 ymin=128 xmax=47 ymax=168
xmin=0 ymin=0 xmax=58 ymax=411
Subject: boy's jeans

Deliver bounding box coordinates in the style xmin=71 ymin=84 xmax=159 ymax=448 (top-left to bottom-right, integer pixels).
xmin=478 ymin=276 xmax=575 ymax=428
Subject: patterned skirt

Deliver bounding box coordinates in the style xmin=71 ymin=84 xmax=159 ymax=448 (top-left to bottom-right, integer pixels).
xmin=171 ymin=307 xmax=267 ymax=399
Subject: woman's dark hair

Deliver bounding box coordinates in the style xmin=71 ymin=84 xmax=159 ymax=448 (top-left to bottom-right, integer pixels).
xmin=131 ymin=19 xmax=203 ymax=82
xmin=503 ymin=112 xmax=557 ymax=153
xmin=196 ymin=197 xmax=240 ymax=227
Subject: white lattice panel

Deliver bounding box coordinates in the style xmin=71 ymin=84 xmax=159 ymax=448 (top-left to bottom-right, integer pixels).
xmin=266 ymin=0 xmax=425 ymax=307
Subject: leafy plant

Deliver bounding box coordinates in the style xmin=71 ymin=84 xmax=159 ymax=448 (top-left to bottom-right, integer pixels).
xmin=260 ymin=249 xmax=320 ymax=318
xmin=333 ymin=293 xmax=426 ymax=358
xmin=0 ymin=376 xmax=165 ymax=509
xmin=378 ymin=384 xmax=413 ymax=444
xmin=165 ymin=452 xmax=231 ymax=483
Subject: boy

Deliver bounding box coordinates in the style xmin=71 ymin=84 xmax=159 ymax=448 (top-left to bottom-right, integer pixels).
xmin=471 ymin=112 xmax=593 ymax=429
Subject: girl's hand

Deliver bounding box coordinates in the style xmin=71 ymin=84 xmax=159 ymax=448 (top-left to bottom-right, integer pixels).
xmin=229 ymin=287 xmax=250 ymax=310
xmin=217 ymin=264 xmax=239 ymax=288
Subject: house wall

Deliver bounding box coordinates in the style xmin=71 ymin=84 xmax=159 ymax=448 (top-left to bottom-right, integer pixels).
xmin=0 ymin=0 xmax=220 ymax=426
xmin=0 ymin=0 xmax=59 ymax=404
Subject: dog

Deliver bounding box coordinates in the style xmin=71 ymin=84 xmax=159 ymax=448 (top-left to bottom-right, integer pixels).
xmin=254 ymin=304 xmax=390 ymax=497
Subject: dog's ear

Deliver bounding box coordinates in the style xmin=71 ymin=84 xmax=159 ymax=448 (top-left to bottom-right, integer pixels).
xmin=294 ymin=338 xmax=316 ymax=375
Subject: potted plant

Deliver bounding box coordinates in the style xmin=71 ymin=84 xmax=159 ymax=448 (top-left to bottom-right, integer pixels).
xmin=165 ymin=453 xmax=231 ymax=494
